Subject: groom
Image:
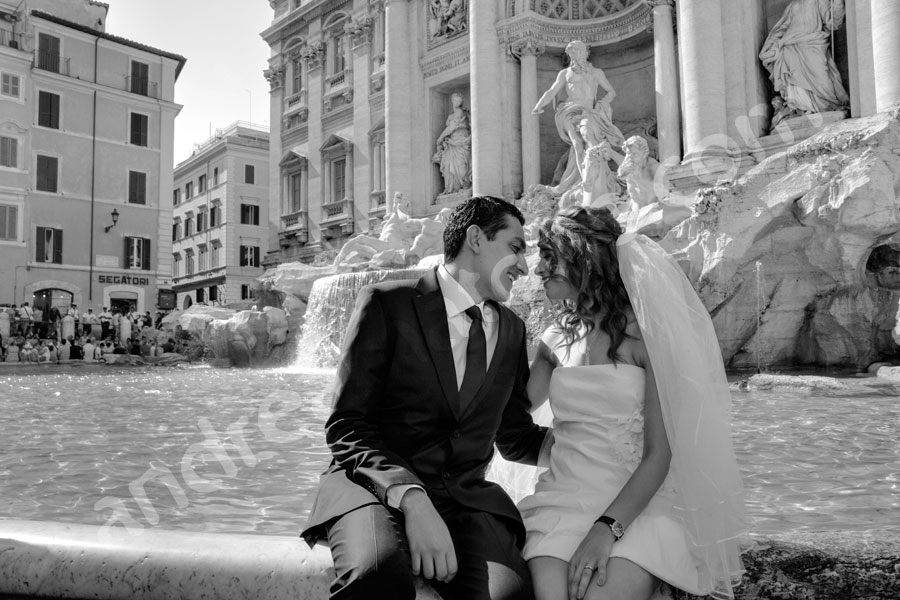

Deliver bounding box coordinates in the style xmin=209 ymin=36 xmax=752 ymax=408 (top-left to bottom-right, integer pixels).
xmin=302 ymin=196 xmax=548 ymax=600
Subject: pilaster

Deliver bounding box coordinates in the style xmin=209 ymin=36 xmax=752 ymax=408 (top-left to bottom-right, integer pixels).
xmin=648 ymin=0 xmax=681 ymax=165
xmin=469 ymin=0 xmax=504 ymax=197
xmin=384 ymin=0 xmax=411 ymax=200
xmin=510 ymin=39 xmax=544 ymax=190
xmin=872 ymin=0 xmax=900 ymax=112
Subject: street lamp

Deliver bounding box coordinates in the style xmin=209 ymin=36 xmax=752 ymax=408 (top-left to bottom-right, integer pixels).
xmin=104 ymin=209 xmax=119 ymax=233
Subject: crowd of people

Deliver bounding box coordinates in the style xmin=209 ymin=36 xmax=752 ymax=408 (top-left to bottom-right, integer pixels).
xmin=0 ymin=304 xmax=181 ymax=364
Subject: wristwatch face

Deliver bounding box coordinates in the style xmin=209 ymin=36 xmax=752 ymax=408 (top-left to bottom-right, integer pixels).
xmin=610 ymin=521 xmax=625 ymax=538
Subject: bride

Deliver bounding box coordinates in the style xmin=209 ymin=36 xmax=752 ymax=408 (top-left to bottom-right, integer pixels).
xmin=517 ymin=207 xmax=747 ymax=600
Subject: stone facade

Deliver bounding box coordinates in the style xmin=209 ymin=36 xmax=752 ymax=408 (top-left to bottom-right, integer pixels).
xmin=0 ymin=0 xmax=185 ymax=315
xmin=172 ymin=123 xmax=271 ymax=310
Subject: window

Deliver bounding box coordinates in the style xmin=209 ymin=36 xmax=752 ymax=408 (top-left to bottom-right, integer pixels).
xmin=208 ymin=286 xmax=218 ymax=303
xmin=36 ymin=155 xmax=58 ymax=193
xmin=239 ymin=245 xmax=260 ymax=267
xmin=211 ymin=242 xmax=220 ymax=268
xmin=332 ymin=157 xmax=346 ymax=203
xmin=241 ymin=284 xmax=253 ymax=300
xmin=244 ymin=164 xmax=255 ymax=184
xmin=1 ymin=73 xmax=20 ymax=98
xmin=240 ymin=203 xmax=259 ymax=225
xmin=173 ymin=188 xmax=181 ymax=205
xmin=130 ymin=113 xmax=148 ymax=146
xmin=0 ymin=205 xmax=17 ymax=241
xmin=184 ymin=216 xmax=194 ymax=237
xmin=36 ymin=226 xmax=62 ymax=263
xmin=289 ymin=172 xmax=303 ymax=213
xmin=212 ymin=167 xmax=219 ymax=186
xmin=198 ymin=246 xmax=208 ymax=272
xmin=196 ymin=288 xmax=205 ymax=303
xmin=291 ymin=57 xmax=303 ymax=94
xmin=173 ymin=254 xmax=181 ymax=277
xmin=185 ymin=252 xmax=194 ymax=275
xmin=128 ymin=171 xmax=147 ymax=204
xmin=0 ymin=136 xmax=17 ymax=168
xmin=38 ymin=91 xmax=60 ymax=129
xmin=185 ymin=181 xmax=193 ymax=199
xmin=196 ymin=210 xmax=206 ymax=232
xmin=131 ymin=60 xmax=150 ymax=96
xmin=198 ymin=174 xmax=206 ymax=193
xmin=172 ymin=221 xmax=180 ymax=241
xmin=209 ymin=205 xmax=220 ymax=227
xmin=371 ymin=128 xmax=385 ymax=193
xmin=125 ymin=236 xmax=151 ymax=270
xmin=38 ymin=33 xmax=61 ymax=73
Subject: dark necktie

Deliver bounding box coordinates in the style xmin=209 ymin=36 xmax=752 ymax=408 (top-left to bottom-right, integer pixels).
xmin=459 ymin=305 xmax=487 ymax=412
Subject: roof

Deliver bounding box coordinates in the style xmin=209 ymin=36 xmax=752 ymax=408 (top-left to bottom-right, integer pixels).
xmin=30 ymin=10 xmax=187 ymax=79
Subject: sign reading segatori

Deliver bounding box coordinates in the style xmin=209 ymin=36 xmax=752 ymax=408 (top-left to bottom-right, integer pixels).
xmin=97 ymin=275 xmax=151 ymax=285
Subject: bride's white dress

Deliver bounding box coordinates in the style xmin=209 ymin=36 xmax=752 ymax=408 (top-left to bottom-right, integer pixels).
xmin=517 ymin=330 xmax=704 ymax=595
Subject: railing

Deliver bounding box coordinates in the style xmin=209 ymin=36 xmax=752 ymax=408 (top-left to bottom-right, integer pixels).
xmin=284 ymin=89 xmax=308 ymax=112
xmin=36 ymin=52 xmax=69 ymax=75
xmin=0 ymin=29 xmax=23 ymax=50
xmin=370 ymin=190 xmax=386 ymax=209
xmin=322 ymin=199 xmax=351 ymax=221
xmin=326 ymin=69 xmax=351 ymax=91
xmin=126 ymin=76 xmax=159 ymax=99
xmin=281 ymin=209 xmax=308 ymax=230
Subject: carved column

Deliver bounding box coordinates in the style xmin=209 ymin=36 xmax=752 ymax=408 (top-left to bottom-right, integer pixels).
xmin=872 ymin=0 xmax=900 ymax=112
xmin=677 ymin=0 xmax=728 ymax=162
xmin=649 ymin=0 xmax=681 ymax=165
xmin=511 ymin=39 xmax=544 ymax=190
xmin=469 ymin=0 xmax=503 ymax=197
xmin=384 ymin=0 xmax=411 ymax=198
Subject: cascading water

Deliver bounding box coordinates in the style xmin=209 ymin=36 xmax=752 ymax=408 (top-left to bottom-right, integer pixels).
xmin=295 ymin=268 xmax=429 ymax=368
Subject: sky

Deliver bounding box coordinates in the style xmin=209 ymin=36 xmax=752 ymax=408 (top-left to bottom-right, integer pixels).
xmin=102 ymin=0 xmax=274 ymax=166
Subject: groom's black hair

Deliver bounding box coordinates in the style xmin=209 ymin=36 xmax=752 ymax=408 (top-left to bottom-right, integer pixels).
xmin=443 ymin=196 xmax=525 ymax=260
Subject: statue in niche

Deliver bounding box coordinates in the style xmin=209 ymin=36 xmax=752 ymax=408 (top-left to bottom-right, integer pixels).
xmin=759 ymin=0 xmax=849 ymax=118
xmin=430 ymin=0 xmax=467 ymax=38
xmin=532 ymin=40 xmax=625 ymax=197
xmin=432 ymin=92 xmax=472 ymax=195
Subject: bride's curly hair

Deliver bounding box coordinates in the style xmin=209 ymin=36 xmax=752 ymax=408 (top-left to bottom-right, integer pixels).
xmin=537 ymin=206 xmax=632 ymax=362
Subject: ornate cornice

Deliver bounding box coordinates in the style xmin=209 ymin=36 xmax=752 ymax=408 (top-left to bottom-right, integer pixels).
xmin=303 ymin=40 xmax=326 ymax=70
xmin=348 ymin=16 xmax=374 ymax=48
xmin=263 ymin=66 xmax=285 ymax=90
xmin=497 ymin=2 xmax=652 ymax=49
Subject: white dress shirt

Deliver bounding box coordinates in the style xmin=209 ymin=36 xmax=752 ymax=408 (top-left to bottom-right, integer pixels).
xmin=386 ymin=266 xmax=500 ymax=509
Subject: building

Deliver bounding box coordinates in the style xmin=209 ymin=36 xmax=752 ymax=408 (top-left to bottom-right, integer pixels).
xmin=172 ymin=122 xmax=271 ymax=310
xmin=0 ymin=0 xmax=184 ymax=316
xmin=261 ymin=0 xmax=900 ymax=264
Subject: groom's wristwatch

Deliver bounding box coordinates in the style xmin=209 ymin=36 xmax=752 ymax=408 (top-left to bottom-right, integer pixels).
xmin=595 ymin=515 xmax=625 ymax=541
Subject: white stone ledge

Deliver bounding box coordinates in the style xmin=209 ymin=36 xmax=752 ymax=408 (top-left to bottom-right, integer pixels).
xmin=0 ymin=519 xmax=440 ymax=600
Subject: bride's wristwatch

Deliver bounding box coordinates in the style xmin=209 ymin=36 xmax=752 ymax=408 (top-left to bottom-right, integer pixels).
xmin=595 ymin=515 xmax=625 ymax=541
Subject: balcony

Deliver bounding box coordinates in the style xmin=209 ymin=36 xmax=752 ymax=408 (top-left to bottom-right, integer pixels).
xmin=326 ymin=68 xmax=351 ymax=93
xmin=281 ymin=209 xmax=308 ymax=231
xmin=320 ymin=199 xmax=354 ymax=237
xmin=284 ymin=89 xmax=308 ymax=113
xmin=126 ymin=76 xmax=159 ymax=99
xmin=35 ymin=52 xmax=69 ymax=75
xmin=0 ymin=29 xmax=23 ymax=50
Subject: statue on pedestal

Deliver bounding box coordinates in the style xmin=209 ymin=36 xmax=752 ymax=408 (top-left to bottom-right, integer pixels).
xmin=616 ymin=135 xmax=662 ymax=212
xmin=532 ymin=40 xmax=625 ymax=197
xmin=433 ymin=92 xmax=472 ymax=195
xmin=759 ymin=0 xmax=849 ymax=117
xmin=578 ymin=117 xmax=622 ymax=211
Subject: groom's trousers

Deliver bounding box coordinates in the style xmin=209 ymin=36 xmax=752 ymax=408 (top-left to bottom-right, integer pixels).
xmin=324 ymin=488 xmax=534 ymax=600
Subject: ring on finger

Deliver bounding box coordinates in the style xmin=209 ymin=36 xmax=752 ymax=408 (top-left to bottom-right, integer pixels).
xmin=583 ymin=566 xmax=594 ymax=572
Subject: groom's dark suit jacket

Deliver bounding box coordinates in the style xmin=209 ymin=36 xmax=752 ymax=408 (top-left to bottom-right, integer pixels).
xmin=303 ymin=268 xmax=547 ymax=547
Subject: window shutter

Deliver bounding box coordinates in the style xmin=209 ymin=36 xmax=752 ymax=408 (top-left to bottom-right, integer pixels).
xmin=253 ymin=246 xmax=260 ymax=267
xmin=50 ymin=93 xmax=59 ymax=129
xmin=36 ymin=226 xmax=46 ymax=262
xmin=142 ymin=238 xmax=150 ymax=270
xmin=53 ymin=228 xmax=62 ymax=264
xmin=124 ymin=236 xmax=132 ymax=268
xmin=239 ymin=246 xmax=246 ymax=267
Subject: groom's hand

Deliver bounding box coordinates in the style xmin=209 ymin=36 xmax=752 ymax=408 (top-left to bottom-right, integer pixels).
xmin=400 ymin=488 xmax=458 ymax=583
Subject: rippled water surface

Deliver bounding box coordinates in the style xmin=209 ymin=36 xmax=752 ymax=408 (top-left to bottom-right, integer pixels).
xmin=1 ymin=366 xmax=898 ymax=536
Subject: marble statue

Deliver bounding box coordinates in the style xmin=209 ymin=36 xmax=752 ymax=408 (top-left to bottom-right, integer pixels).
xmin=430 ymin=0 xmax=467 ymax=38
xmin=408 ymin=207 xmax=453 ymax=260
xmin=616 ymin=135 xmax=661 ymax=212
xmin=432 ymin=92 xmax=472 ymax=195
xmin=532 ymin=40 xmax=625 ymax=196
xmin=578 ymin=117 xmax=622 ymax=211
xmin=759 ymin=0 xmax=849 ymax=116
xmin=333 ymin=193 xmax=417 ymax=266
